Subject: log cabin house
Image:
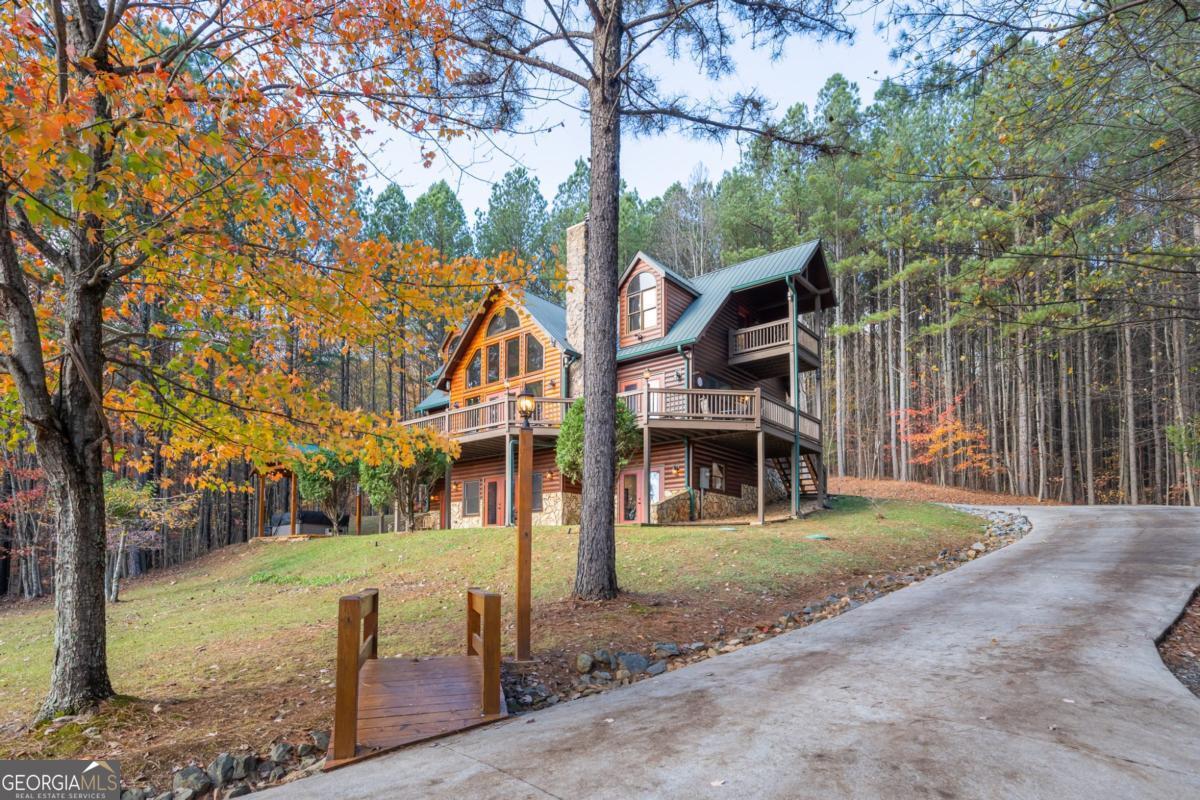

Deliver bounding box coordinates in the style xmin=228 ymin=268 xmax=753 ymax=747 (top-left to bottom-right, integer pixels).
xmin=407 ymin=221 xmax=835 ymax=529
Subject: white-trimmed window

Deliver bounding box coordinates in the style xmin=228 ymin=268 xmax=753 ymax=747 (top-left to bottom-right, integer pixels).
xmin=627 ymin=273 xmax=658 ymax=332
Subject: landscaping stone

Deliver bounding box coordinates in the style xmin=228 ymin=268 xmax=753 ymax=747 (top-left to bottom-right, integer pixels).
xmin=646 ymin=660 xmax=668 ymax=676
xmin=269 ymin=742 xmax=294 ymax=763
xmin=224 ymin=785 xmax=251 ymax=799
xmin=593 ymin=649 xmax=613 ymax=669
xmin=575 ymin=652 xmax=594 ymax=674
xmin=153 ymin=793 xmax=172 ymax=800
xmin=652 ymin=642 xmax=680 ymax=658
xmin=120 ymin=789 xmax=149 ymax=800
xmin=617 ymin=652 xmax=650 ymax=674
xmin=208 ymin=753 xmax=236 ymax=786
xmin=172 ymin=766 xmax=212 ymax=796
xmin=231 ymin=753 xmax=256 ymax=781
xmin=310 ymin=730 xmax=330 ymax=752
xmin=614 ymin=669 xmax=630 ymax=681
xmin=592 ymin=671 xmax=612 ymax=682
xmin=172 ymin=789 xmax=196 ymax=800
xmin=297 ymin=743 xmax=317 ymax=758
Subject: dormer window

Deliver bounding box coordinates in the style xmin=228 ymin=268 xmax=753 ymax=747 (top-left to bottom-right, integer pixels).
xmin=627 ymin=272 xmax=658 ymax=332
xmin=487 ymin=307 xmax=519 ymax=337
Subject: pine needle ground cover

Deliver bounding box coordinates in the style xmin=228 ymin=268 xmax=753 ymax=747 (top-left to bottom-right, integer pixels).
xmin=0 ymin=497 xmax=979 ymax=785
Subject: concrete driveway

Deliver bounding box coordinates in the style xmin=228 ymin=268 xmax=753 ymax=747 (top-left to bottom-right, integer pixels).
xmin=262 ymin=506 xmax=1200 ymax=799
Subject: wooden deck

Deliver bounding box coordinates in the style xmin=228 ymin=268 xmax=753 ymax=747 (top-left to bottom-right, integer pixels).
xmin=352 ymin=656 xmax=507 ymax=756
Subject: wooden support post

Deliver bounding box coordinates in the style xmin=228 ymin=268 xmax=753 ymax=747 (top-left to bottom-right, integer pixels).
xmin=642 ymin=380 xmax=652 ymax=525
xmin=516 ymin=424 xmax=533 ymax=660
xmin=354 ymin=490 xmax=362 ymax=536
xmin=480 ymin=591 xmax=502 ymax=715
xmin=289 ymin=471 xmax=298 ymax=537
xmin=757 ymin=429 xmax=766 ymax=526
xmin=443 ymin=462 xmax=452 ymax=530
xmin=256 ymin=472 xmax=266 ymax=538
xmin=788 ymin=277 xmax=801 ymax=517
xmin=332 ymin=594 xmax=362 ymax=762
xmin=504 ymin=433 xmax=514 ymax=527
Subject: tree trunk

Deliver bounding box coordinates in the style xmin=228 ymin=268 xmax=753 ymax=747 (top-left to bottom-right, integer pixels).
xmin=574 ymin=1 xmax=622 ymax=600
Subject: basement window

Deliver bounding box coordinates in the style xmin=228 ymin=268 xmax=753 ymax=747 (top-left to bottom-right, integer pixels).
xmin=463 ymin=480 xmax=480 ymax=516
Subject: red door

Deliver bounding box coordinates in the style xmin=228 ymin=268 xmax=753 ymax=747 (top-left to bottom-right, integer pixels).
xmin=484 ymin=477 xmax=505 ymax=527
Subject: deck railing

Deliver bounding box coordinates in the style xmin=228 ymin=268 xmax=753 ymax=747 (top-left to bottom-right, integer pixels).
xmin=402 ymin=396 xmax=572 ymax=438
xmin=408 ymin=390 xmax=822 ymax=442
xmin=728 ymin=317 xmax=819 ymax=360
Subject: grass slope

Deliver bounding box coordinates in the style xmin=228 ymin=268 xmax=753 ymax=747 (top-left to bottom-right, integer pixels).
xmin=0 ymin=496 xmax=980 ymax=783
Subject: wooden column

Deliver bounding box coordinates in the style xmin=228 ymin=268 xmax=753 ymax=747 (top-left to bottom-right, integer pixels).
xmin=642 ymin=382 xmax=652 ymax=525
xmin=756 ymin=430 xmax=766 ymax=526
xmin=256 ymin=472 xmax=266 ymax=538
xmin=354 ymin=490 xmax=362 ymax=535
xmin=289 ymin=471 xmax=298 ymax=537
xmin=504 ymin=433 xmax=514 ymax=527
xmin=443 ymin=462 xmax=452 ymax=529
xmin=516 ymin=423 xmax=533 ymax=660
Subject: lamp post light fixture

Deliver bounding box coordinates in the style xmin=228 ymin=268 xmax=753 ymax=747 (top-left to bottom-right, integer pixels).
xmin=516 ymin=388 xmax=536 ymax=428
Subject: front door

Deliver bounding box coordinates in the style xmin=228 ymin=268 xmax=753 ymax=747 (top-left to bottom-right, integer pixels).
xmin=484 ymin=477 xmax=504 ymax=527
xmin=620 ymin=470 xmax=642 ymax=523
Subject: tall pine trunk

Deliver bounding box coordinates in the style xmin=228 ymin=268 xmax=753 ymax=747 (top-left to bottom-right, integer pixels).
xmin=574 ymin=1 xmax=622 ymax=600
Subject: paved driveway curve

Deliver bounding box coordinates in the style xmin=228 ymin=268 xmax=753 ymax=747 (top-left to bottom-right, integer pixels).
xmin=263 ymin=506 xmax=1200 ymax=799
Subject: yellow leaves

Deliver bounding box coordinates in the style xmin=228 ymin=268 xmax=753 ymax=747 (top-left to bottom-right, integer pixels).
xmin=1151 ymin=137 xmax=1168 ymax=151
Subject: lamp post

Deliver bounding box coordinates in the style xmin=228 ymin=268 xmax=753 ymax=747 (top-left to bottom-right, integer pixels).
xmin=515 ymin=388 xmax=535 ymax=660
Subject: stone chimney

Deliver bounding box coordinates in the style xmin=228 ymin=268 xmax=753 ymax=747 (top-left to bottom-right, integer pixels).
xmin=565 ymin=219 xmax=587 ymax=398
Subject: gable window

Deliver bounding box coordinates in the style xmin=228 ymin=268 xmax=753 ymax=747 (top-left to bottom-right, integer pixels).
xmin=466 ymin=350 xmax=481 ymax=388
xmin=505 ymin=336 xmax=521 ymax=379
xmin=487 ymin=307 xmax=520 ymax=337
xmin=525 ymin=334 xmax=544 ymax=373
xmin=627 ymin=272 xmax=658 ymax=332
xmin=486 ymin=343 xmax=500 ymax=383
xmin=463 ymin=480 xmax=480 ymax=516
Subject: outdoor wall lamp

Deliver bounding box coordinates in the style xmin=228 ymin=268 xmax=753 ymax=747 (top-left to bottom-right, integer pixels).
xmin=516 ymin=388 xmax=536 ymax=427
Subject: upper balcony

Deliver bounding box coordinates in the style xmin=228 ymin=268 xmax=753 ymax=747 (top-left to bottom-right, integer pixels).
xmin=727 ymin=317 xmax=820 ymax=372
xmin=404 ymin=387 xmax=822 ymax=457
xmin=617 ymin=387 xmax=821 ymax=449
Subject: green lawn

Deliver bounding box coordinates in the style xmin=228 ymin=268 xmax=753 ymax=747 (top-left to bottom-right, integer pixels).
xmin=0 ymin=496 xmax=979 ymax=778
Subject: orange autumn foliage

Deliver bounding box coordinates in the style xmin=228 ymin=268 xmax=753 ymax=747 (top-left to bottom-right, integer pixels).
xmin=0 ymin=0 xmax=523 ymax=483
xmin=898 ymin=398 xmax=998 ymax=477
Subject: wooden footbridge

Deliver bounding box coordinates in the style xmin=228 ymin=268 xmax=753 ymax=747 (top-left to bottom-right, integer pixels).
xmin=326 ymin=588 xmax=507 ymax=769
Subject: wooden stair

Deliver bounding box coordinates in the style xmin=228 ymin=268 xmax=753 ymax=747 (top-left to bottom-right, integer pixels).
xmin=769 ymin=454 xmax=820 ymax=498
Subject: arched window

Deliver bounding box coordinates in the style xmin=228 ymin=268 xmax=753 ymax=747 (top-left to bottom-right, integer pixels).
xmin=627 ymin=272 xmax=658 ymax=332
xmin=486 ymin=307 xmax=520 ymax=337
xmin=466 ymin=350 xmax=481 ymax=388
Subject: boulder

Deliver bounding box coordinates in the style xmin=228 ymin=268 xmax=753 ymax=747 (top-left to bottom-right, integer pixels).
xmin=269 ymin=742 xmax=294 ymax=764
xmin=310 ymin=730 xmax=330 ymax=752
xmin=231 ymin=754 xmax=256 ymax=781
xmin=616 ymin=652 xmax=650 ymax=674
xmin=575 ymin=652 xmax=594 ymax=674
xmin=646 ymin=660 xmax=668 ymax=676
xmin=297 ymin=743 xmax=317 ymax=758
xmin=208 ymin=753 xmax=236 ymax=786
xmin=651 ymin=642 xmax=680 ymax=658
xmin=172 ymin=766 xmax=212 ymax=796
xmin=592 ymin=649 xmax=613 ymax=669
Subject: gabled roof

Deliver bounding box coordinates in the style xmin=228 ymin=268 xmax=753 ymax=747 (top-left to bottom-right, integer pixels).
xmin=616 ymin=240 xmax=828 ymax=362
xmin=619 ymin=251 xmax=700 ymax=296
xmin=414 ymin=388 xmax=449 ymax=414
xmin=436 ymin=287 xmax=578 ymax=390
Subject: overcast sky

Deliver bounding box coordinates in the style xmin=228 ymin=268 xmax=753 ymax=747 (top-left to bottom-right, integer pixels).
xmin=360 ymin=12 xmax=898 ymax=217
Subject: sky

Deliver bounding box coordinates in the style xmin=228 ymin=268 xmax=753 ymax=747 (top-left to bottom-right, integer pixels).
xmin=360 ymin=10 xmax=899 ymax=217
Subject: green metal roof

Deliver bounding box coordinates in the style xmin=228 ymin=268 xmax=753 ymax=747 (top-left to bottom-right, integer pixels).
xmin=414 ymin=388 xmax=448 ymax=413
xmin=616 ymin=240 xmax=823 ymax=362
xmin=523 ymin=292 xmax=578 ymax=355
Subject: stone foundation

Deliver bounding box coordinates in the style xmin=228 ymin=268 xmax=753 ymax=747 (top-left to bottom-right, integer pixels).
xmin=697 ymin=483 xmax=758 ymax=520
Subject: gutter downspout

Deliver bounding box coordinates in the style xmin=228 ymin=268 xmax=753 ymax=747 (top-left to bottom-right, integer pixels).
xmin=679 ymin=345 xmax=694 ymax=521
xmin=788 ymin=276 xmax=801 ymax=516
